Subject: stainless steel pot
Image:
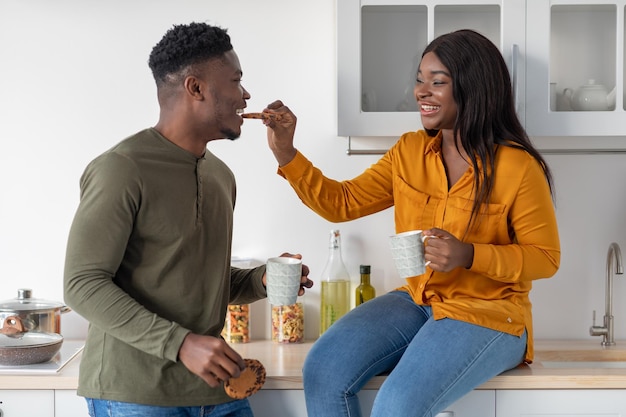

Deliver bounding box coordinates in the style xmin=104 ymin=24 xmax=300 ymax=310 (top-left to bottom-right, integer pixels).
xmin=0 ymin=316 xmax=63 ymax=366
xmin=0 ymin=289 xmax=71 ymax=334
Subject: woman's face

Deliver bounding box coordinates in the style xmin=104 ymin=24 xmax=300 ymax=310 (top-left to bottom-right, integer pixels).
xmin=414 ymin=52 xmax=457 ymax=132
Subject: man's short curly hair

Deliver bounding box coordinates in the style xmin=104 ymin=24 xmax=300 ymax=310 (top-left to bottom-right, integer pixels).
xmin=148 ymin=22 xmax=233 ymax=86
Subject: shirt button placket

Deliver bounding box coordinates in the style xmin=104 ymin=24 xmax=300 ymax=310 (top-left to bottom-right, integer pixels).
xmin=196 ymin=160 xmax=204 ymax=225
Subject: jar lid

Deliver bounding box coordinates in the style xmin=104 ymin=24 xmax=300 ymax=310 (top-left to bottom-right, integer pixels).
xmin=0 ymin=289 xmax=66 ymax=312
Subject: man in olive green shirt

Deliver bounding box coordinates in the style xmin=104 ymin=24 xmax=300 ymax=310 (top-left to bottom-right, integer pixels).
xmin=64 ymin=23 xmax=310 ymax=416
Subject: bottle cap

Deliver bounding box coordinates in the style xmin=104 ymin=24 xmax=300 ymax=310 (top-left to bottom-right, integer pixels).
xmin=360 ymin=265 xmax=371 ymax=274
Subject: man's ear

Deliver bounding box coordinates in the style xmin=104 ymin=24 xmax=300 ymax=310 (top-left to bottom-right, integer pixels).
xmin=184 ymin=76 xmax=204 ymax=100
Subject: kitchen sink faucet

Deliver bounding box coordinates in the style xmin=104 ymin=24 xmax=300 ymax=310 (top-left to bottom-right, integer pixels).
xmin=590 ymin=242 xmax=624 ymax=346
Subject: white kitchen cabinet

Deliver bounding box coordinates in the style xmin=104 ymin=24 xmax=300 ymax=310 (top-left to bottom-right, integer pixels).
xmin=337 ymin=0 xmax=526 ymax=137
xmin=55 ymin=390 xmax=88 ymax=417
xmin=249 ymin=390 xmax=305 ymax=417
xmin=339 ymin=0 xmax=626 ymax=143
xmin=496 ymin=389 xmax=626 ymax=417
xmin=0 ymin=389 xmax=54 ymax=417
xmin=526 ymin=1 xmax=626 ymax=137
xmin=442 ymin=389 xmax=495 ymax=417
xmin=249 ymin=389 xmax=494 ymax=417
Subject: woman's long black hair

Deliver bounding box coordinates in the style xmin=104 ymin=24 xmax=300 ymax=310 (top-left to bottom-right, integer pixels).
xmin=423 ymin=29 xmax=554 ymax=233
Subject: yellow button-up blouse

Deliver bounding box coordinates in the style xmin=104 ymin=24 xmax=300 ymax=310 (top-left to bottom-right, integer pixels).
xmin=277 ymin=130 xmax=560 ymax=362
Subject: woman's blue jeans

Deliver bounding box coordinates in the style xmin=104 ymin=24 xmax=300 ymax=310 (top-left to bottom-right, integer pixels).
xmin=303 ymin=290 xmax=527 ymax=417
xmin=86 ymin=398 xmax=253 ymax=417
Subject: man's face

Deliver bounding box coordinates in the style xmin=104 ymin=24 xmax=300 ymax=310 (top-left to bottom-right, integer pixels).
xmin=200 ymin=50 xmax=251 ymax=140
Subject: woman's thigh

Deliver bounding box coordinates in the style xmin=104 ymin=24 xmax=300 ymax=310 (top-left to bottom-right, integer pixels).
xmin=304 ymin=291 xmax=429 ymax=393
xmin=371 ymin=317 xmax=527 ymax=417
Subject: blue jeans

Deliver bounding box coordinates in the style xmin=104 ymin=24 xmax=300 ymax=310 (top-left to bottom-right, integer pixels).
xmin=86 ymin=398 xmax=254 ymax=417
xmin=303 ymin=290 xmax=527 ymax=417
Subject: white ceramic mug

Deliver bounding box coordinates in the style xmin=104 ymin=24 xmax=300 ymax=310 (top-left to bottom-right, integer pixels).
xmin=266 ymin=257 xmax=302 ymax=306
xmin=389 ymin=230 xmax=431 ymax=278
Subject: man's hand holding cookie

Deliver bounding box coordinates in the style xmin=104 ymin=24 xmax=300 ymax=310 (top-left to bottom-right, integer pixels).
xmin=178 ymin=333 xmax=245 ymax=388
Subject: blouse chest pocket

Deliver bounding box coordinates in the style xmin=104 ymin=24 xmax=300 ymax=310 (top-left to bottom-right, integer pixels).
xmin=444 ymin=196 xmax=507 ymax=244
xmin=393 ymin=175 xmax=439 ymax=232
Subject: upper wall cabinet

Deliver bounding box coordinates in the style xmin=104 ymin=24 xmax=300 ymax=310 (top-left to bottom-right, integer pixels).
xmin=338 ymin=0 xmax=626 ymax=140
xmin=337 ymin=0 xmax=526 ymax=137
xmin=526 ymin=1 xmax=626 ymax=137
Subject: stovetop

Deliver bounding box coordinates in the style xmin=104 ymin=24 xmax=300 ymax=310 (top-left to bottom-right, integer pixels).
xmin=0 ymin=339 xmax=84 ymax=374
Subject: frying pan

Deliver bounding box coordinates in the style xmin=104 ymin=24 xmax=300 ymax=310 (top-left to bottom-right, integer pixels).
xmin=0 ymin=316 xmax=63 ymax=366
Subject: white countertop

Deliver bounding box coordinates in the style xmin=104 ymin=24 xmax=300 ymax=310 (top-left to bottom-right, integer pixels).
xmin=2 ymin=339 xmax=626 ymax=390
xmin=0 ymin=340 xmax=83 ymax=389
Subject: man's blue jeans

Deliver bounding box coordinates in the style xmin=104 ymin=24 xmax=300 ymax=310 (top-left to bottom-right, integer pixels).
xmin=86 ymin=398 xmax=253 ymax=417
xmin=303 ymin=290 xmax=527 ymax=417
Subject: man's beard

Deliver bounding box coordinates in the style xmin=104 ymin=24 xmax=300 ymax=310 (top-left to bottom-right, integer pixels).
xmin=221 ymin=128 xmax=241 ymax=141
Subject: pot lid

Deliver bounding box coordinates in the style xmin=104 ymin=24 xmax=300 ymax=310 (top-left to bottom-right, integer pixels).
xmin=0 ymin=331 xmax=63 ymax=348
xmin=0 ymin=289 xmax=66 ymax=312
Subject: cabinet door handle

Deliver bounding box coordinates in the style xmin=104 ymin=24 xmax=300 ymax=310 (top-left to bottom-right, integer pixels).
xmin=511 ymin=44 xmax=519 ymax=112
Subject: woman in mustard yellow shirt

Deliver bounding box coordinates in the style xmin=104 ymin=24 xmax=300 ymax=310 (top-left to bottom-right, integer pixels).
xmin=262 ymin=29 xmax=560 ymax=417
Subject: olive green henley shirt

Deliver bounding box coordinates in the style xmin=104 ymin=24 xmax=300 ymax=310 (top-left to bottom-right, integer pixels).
xmin=64 ymin=128 xmax=267 ymax=406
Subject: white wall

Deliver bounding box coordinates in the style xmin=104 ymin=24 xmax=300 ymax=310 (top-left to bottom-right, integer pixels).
xmin=1 ymin=0 xmax=625 ymax=343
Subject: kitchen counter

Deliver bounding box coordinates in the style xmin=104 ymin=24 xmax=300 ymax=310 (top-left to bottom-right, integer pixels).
xmin=0 ymin=341 xmax=82 ymax=390
xmin=2 ymin=339 xmax=626 ymax=390
xmin=233 ymin=339 xmax=626 ymax=390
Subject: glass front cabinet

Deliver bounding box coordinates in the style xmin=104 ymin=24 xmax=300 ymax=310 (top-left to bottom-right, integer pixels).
xmin=338 ymin=0 xmax=626 ymax=141
xmin=337 ymin=0 xmax=525 ymax=137
xmin=526 ymin=1 xmax=626 ymax=137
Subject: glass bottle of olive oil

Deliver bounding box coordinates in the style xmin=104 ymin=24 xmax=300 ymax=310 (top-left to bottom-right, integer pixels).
xmin=355 ymin=264 xmax=376 ymax=306
xmin=320 ymin=229 xmax=351 ymax=335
